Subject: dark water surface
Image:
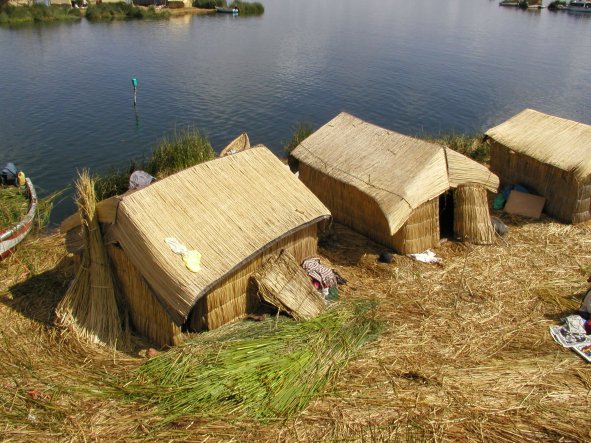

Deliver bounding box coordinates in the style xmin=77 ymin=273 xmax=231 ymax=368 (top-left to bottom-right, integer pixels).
xmin=1 ymin=0 xmax=590 ymax=222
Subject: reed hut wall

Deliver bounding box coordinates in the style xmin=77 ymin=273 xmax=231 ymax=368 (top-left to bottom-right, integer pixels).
xmin=299 ymin=163 xmax=439 ymax=254
xmin=489 ymin=141 xmax=589 ymax=223
xmin=392 ymin=198 xmax=440 ymax=254
xmin=107 ymin=244 xmax=184 ymax=347
xmin=189 ymin=225 xmax=318 ymax=331
xmin=298 ymin=163 xmax=391 ymax=245
xmin=453 ymin=184 xmax=494 ymax=245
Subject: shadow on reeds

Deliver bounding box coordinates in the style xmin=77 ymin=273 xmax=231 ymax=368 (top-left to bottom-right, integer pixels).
xmin=2 ymin=255 xmax=74 ymax=327
xmin=319 ymin=223 xmax=387 ymax=267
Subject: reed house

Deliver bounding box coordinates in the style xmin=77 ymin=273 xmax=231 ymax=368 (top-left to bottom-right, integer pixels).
xmin=291 ymin=113 xmax=499 ymax=254
xmin=486 ymin=109 xmax=591 ymax=224
xmin=65 ymin=147 xmax=330 ymax=346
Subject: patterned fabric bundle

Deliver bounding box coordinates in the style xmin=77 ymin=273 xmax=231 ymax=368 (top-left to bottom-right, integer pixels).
xmin=301 ymin=257 xmax=337 ymax=288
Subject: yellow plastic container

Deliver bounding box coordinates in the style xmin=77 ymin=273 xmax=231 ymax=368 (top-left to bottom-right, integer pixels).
xmin=17 ymin=171 xmax=26 ymax=187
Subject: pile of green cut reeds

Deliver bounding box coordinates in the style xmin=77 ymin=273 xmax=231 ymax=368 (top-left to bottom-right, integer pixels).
xmin=0 ymin=185 xmax=28 ymax=231
xmin=120 ymin=301 xmax=381 ymax=422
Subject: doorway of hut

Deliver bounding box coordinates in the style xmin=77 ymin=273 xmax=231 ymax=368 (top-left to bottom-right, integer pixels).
xmin=439 ymin=191 xmax=454 ymax=239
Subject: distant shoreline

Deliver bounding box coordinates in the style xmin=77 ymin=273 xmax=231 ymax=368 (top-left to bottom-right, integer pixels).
xmin=0 ymin=4 xmax=216 ymax=25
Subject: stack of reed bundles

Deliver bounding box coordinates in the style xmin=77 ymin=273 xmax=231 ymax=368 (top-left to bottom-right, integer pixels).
xmin=251 ymin=249 xmax=325 ymax=321
xmin=55 ymin=171 xmax=127 ymax=348
xmin=453 ymin=184 xmax=494 ymax=245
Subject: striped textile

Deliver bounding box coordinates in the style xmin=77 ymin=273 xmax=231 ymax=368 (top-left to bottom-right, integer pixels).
xmin=301 ymin=257 xmax=337 ymax=288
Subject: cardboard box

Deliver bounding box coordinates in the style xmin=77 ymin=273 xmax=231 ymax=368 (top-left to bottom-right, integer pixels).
xmin=503 ymin=190 xmax=545 ymax=219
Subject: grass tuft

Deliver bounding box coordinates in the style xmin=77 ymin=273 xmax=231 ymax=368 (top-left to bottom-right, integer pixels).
xmin=94 ymin=127 xmax=214 ymax=200
xmin=145 ymin=127 xmax=215 ymax=178
xmin=284 ymin=121 xmax=313 ymax=171
xmin=427 ymin=133 xmax=490 ymax=163
xmin=284 ymin=121 xmax=313 ymax=156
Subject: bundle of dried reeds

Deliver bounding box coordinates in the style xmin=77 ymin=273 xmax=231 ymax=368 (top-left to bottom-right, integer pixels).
xmin=55 ymin=170 xmax=127 ymax=348
xmin=251 ymin=249 xmax=325 ymax=320
xmin=453 ymin=184 xmax=494 ymax=244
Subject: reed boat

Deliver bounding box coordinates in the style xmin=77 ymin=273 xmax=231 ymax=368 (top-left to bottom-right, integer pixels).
xmin=499 ymin=0 xmax=545 ymax=7
xmin=0 ymin=178 xmax=37 ymax=260
xmin=219 ymin=132 xmax=251 ymax=157
xmin=568 ymin=1 xmax=591 ymax=11
xmin=215 ymin=6 xmax=239 ymax=13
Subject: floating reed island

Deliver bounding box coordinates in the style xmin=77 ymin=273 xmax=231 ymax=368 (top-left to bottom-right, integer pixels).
xmin=2 ymin=110 xmax=591 ymax=441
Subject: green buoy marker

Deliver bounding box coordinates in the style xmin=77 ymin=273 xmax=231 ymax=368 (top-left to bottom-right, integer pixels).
xmin=131 ymin=78 xmax=138 ymax=106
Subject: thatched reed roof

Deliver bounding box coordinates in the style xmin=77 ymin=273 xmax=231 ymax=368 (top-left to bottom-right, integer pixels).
xmin=291 ymin=112 xmax=498 ymax=236
xmin=485 ymin=109 xmax=591 ymax=181
xmin=111 ymin=147 xmax=330 ymax=325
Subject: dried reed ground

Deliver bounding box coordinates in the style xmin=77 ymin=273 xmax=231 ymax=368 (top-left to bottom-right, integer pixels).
xmin=1 ymin=212 xmax=590 ymax=442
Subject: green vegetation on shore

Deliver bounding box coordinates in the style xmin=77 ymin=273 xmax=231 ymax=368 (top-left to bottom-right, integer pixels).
xmin=94 ymin=127 xmax=214 ymax=200
xmin=0 ymin=2 xmax=169 ymax=25
xmin=548 ymin=0 xmax=567 ymax=9
xmin=232 ymin=0 xmax=263 ymax=15
xmin=428 ymin=133 xmax=490 ymax=163
xmin=85 ymin=3 xmax=169 ymax=21
xmin=0 ymin=4 xmax=81 ymax=24
xmin=0 ymin=0 xmax=263 ymax=25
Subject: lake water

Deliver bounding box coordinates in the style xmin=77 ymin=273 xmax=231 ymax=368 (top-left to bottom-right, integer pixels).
xmin=1 ymin=0 xmax=590 ymax=223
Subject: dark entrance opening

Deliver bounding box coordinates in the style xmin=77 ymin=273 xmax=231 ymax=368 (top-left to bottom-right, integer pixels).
xmin=439 ymin=191 xmax=454 ymax=239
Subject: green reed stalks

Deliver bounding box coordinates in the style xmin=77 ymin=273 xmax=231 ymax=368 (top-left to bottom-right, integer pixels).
xmin=120 ymin=301 xmax=381 ymax=422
